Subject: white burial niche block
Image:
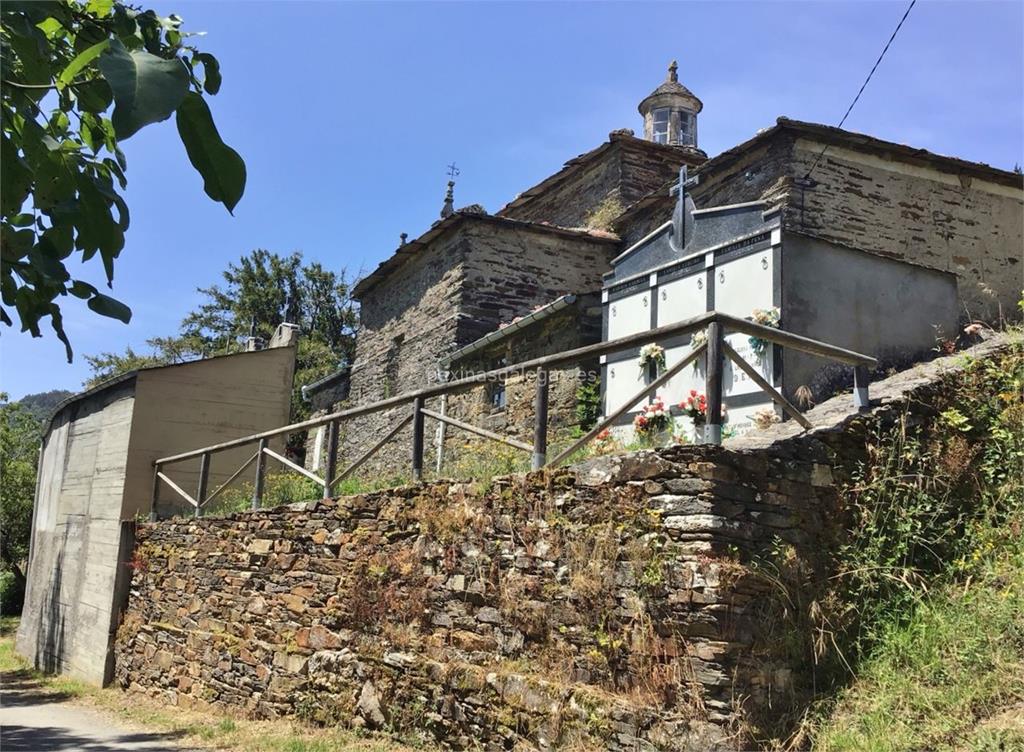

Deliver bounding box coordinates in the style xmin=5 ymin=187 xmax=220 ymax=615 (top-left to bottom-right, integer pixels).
xmin=601 ymin=171 xmax=959 ymax=441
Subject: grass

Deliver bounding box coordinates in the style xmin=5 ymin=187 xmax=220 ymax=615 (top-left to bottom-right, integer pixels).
xmin=811 ymin=534 xmax=1024 ymax=751
xmin=0 ymin=618 xmax=417 ymax=752
xmin=799 ymin=336 xmax=1024 ymax=751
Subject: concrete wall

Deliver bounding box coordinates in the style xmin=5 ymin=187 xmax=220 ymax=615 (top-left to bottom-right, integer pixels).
xmin=781 ymin=232 xmax=959 ymax=401
xmin=784 ymin=137 xmax=1023 ymax=323
xmin=17 ymin=382 xmax=136 ymax=684
xmin=130 ymin=346 xmax=297 ymax=520
xmin=17 ymin=344 xmax=297 ymax=686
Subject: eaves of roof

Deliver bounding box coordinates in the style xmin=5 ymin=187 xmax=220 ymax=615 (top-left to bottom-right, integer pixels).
xmin=612 ymin=116 xmax=1024 ymax=233
xmin=351 ymin=212 xmax=619 ymax=300
xmin=496 ymin=131 xmax=705 ymax=220
xmin=42 ymin=347 xmax=291 ymax=436
xmin=440 ymin=294 xmax=577 ymax=366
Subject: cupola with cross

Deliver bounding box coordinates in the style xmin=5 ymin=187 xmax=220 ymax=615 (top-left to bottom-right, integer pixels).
xmin=638 ymin=60 xmax=703 ymax=149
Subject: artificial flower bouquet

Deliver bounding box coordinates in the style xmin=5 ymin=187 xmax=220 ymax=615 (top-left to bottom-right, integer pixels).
xmin=679 ymin=389 xmax=727 ymax=426
xmin=748 ymin=307 xmax=780 ymax=359
xmin=638 ymin=342 xmax=666 ymax=374
xmin=633 ymin=396 xmax=670 ymax=437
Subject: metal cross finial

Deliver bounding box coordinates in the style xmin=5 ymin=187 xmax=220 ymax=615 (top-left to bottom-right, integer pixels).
xmin=669 ymin=165 xmax=699 ymax=197
xmin=447 ymin=162 xmax=460 ymax=180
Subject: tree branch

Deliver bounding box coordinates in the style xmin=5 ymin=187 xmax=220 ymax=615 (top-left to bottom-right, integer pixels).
xmin=2 ymin=77 xmax=95 ymax=90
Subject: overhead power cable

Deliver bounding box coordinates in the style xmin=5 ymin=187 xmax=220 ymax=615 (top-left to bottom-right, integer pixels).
xmin=804 ymin=0 xmax=917 ymax=179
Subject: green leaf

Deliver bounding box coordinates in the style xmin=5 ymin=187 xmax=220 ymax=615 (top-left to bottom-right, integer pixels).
xmin=175 ymin=91 xmax=245 ymax=214
xmin=0 ymin=225 xmax=34 ymax=261
xmin=86 ymin=0 xmax=114 ymax=17
xmin=75 ymin=78 xmax=114 ymax=113
xmin=73 ymin=177 xmax=124 ymax=281
xmin=33 ymin=151 xmax=76 ymax=210
xmin=36 ymin=17 xmax=64 ymax=38
xmin=40 ymin=224 xmax=73 ymax=258
xmin=87 ymin=291 xmax=131 ymax=323
xmin=97 ymin=38 xmax=189 ymax=140
xmin=57 ymin=38 xmax=110 ymax=89
xmin=194 ymin=52 xmax=221 ymax=95
xmin=68 ymin=280 xmax=97 ymax=299
xmin=0 ymin=134 xmax=32 ymax=216
xmin=28 ymin=241 xmax=70 ymax=283
xmin=48 ymin=303 xmax=73 ymax=362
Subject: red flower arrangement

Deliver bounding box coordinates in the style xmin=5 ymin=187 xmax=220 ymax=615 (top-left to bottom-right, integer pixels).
xmin=633 ymin=397 xmax=670 ymax=437
xmin=679 ymin=390 xmax=726 ymax=426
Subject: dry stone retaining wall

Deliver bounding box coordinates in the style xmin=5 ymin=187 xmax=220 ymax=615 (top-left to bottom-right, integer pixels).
xmin=115 ymin=441 xmax=842 ymax=750
xmin=115 ymin=335 xmax=1012 ymax=749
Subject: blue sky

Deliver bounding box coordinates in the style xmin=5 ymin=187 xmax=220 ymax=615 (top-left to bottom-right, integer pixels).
xmin=3 ymin=0 xmax=1022 ymax=400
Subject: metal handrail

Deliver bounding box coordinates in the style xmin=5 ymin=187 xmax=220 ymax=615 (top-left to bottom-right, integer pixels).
xmin=150 ymin=311 xmax=877 ymax=517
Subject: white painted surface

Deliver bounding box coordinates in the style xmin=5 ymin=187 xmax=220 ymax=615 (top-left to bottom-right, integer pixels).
xmin=715 ymin=251 xmax=775 ymax=400
xmin=606 ymin=290 xmax=649 ymax=341
xmin=656 ymin=273 xmax=705 ymax=327
xmin=605 ymin=359 xmax=648 ymax=415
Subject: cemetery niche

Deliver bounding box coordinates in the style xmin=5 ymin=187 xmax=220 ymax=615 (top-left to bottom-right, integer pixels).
xmin=600 ymin=169 xmax=960 ymax=441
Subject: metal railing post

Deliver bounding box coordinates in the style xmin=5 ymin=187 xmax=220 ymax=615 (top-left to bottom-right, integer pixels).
xmin=704 ymin=321 xmax=723 ymax=445
xmin=252 ymin=438 xmax=268 ymax=510
xmin=150 ymin=465 xmax=160 ymax=522
xmin=411 ymin=397 xmax=425 ymax=482
xmin=323 ymin=420 xmax=339 ymax=498
xmin=854 ymin=365 xmax=870 ymax=411
xmin=532 ymin=366 xmax=549 ymax=471
xmin=196 ymin=452 xmax=210 ymax=518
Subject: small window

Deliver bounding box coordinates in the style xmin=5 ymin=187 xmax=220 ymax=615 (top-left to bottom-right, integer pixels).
xmin=652 ymin=109 xmax=670 ymax=144
xmin=675 ymin=110 xmax=695 ymax=146
xmin=485 ymin=355 xmax=507 ymax=411
xmin=488 ymin=381 xmax=507 ymax=410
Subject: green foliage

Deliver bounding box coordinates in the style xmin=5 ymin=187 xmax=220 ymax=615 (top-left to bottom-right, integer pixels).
xmin=204 ymin=472 xmax=322 ymax=516
xmin=83 ymin=249 xmax=359 ymax=424
xmin=445 ymin=440 xmax=529 ymax=482
xmin=0 ymin=570 xmax=25 ymax=616
xmin=813 ymin=520 xmax=1024 ymax=751
xmin=574 ymin=376 xmax=601 ymax=431
xmin=795 ymin=340 xmax=1024 ymax=748
xmin=833 ymin=343 xmax=1023 ymax=659
xmin=12 ymin=388 xmax=72 ymax=422
xmin=582 ymin=195 xmax=624 ymax=232
xmin=0 ymin=392 xmax=42 ymax=613
xmin=1 ymin=1 xmax=245 ymax=359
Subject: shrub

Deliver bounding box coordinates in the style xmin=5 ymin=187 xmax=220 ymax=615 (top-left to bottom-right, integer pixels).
xmin=204 ymin=472 xmax=322 ymax=516
xmin=0 ymin=570 xmax=24 ymax=616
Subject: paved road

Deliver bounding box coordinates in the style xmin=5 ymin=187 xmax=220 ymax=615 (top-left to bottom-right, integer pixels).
xmin=0 ymin=669 xmax=187 ymax=751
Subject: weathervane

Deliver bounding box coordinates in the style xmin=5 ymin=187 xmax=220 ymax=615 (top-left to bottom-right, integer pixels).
xmin=447 ymin=162 xmax=460 ymax=181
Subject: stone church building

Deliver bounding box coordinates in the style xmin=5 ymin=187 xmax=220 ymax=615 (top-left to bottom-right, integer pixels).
xmin=306 ymin=62 xmax=1023 ymax=476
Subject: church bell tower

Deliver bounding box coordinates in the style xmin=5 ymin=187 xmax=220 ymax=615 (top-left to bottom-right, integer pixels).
xmin=638 ymin=60 xmax=703 ymax=151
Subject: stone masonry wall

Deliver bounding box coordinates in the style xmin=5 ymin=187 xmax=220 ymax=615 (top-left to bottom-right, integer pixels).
xmin=617 ymin=128 xmax=1023 ymax=322
xmin=339 ymin=219 xmax=616 ymax=478
xmin=115 ymin=336 xmax=1010 ymax=749
xmin=116 ymin=442 xmax=841 ymax=751
xmin=442 ymin=298 xmax=602 ymax=473
xmin=456 ymin=222 xmax=616 ymax=346
xmin=784 ymin=137 xmax=1023 ymax=323
xmin=500 ymin=135 xmax=701 ymax=230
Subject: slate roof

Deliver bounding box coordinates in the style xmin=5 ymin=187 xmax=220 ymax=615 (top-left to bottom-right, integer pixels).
xmin=496 ymin=130 xmax=704 ymax=220
xmin=612 ymin=116 xmax=1024 ymax=233
xmin=638 ymin=78 xmax=703 ymax=113
xmin=351 ymin=211 xmax=619 ymax=299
